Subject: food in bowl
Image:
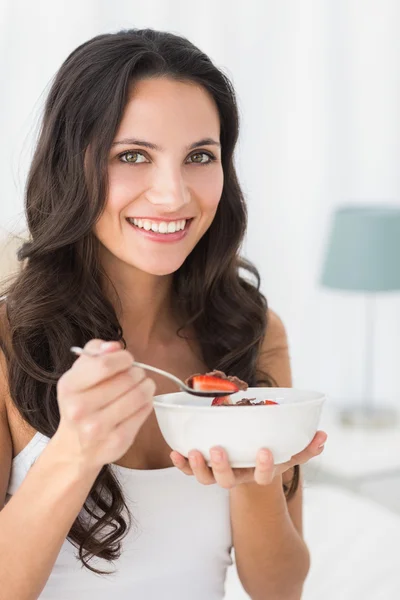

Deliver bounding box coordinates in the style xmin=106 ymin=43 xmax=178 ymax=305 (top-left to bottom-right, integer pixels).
xmin=185 ymin=369 xmax=279 ymax=406
xmin=213 ymin=397 xmax=279 ymax=406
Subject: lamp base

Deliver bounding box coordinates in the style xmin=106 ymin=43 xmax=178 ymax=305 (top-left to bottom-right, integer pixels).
xmin=338 ymin=404 xmax=398 ymax=429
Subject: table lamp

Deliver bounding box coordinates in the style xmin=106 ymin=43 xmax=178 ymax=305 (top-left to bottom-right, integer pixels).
xmin=320 ymin=205 xmax=400 ymax=427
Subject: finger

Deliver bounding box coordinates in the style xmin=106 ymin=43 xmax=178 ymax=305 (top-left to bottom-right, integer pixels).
xmin=84 ymin=339 xmax=123 ymax=354
xmin=106 ymin=397 xmax=154 ymax=454
xmin=187 ymin=451 xmax=215 ymax=485
xmin=62 ymin=347 xmax=135 ymax=392
xmin=170 ymin=452 xmax=194 ymax=476
xmin=289 ymin=430 xmax=328 ymax=465
xmin=64 ymin=366 xmax=148 ymax=421
xmin=254 ymin=449 xmax=276 ymax=485
xmin=314 ymin=430 xmax=328 ymax=447
xmin=209 ymin=447 xmax=236 ymax=489
xmin=78 ymin=377 xmax=156 ymax=440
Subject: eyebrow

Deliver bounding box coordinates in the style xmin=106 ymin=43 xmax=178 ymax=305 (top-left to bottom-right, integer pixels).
xmin=111 ymin=137 xmax=221 ymax=151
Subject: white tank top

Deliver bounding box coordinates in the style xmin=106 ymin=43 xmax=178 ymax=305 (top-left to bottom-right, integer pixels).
xmin=6 ymin=432 xmax=233 ymax=599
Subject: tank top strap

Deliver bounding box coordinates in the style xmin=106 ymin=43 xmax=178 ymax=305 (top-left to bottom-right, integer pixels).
xmin=7 ymin=431 xmax=51 ymax=496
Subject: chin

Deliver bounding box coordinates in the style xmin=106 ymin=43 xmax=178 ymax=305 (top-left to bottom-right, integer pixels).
xmin=131 ymin=257 xmax=187 ymax=277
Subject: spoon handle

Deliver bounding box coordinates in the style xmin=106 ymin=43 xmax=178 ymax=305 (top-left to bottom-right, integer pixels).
xmin=131 ymin=361 xmax=185 ymax=390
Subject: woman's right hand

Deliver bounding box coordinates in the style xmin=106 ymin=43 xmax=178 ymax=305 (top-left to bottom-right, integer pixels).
xmin=53 ymin=339 xmax=156 ymax=473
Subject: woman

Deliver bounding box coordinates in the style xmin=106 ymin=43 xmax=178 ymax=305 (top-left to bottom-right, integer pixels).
xmin=0 ymin=29 xmax=327 ymax=599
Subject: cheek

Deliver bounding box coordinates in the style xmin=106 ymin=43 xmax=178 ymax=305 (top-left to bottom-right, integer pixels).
xmin=95 ymin=167 xmax=145 ymax=233
xmin=108 ymin=165 xmax=144 ymax=208
xmin=192 ymin=167 xmax=224 ymax=212
xmin=93 ymin=170 xmax=140 ymax=241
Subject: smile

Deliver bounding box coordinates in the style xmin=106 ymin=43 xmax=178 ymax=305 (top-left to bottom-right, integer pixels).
xmin=125 ymin=217 xmax=194 ymax=243
xmin=126 ymin=217 xmax=189 ymax=234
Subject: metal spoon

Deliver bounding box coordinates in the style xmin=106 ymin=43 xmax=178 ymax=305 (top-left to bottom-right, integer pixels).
xmin=70 ymin=346 xmax=237 ymax=398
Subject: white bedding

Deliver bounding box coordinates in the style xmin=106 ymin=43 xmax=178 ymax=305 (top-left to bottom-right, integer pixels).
xmin=225 ymin=483 xmax=400 ymax=599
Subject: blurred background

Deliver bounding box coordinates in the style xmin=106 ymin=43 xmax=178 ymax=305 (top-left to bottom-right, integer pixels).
xmin=1 ymin=1 xmax=400 ymax=598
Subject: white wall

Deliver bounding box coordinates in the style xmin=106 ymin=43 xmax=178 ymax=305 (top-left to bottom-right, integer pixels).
xmin=1 ymin=0 xmax=400 ymax=407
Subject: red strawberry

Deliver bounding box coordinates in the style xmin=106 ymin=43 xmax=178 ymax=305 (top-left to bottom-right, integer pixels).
xmin=211 ymin=395 xmax=232 ymax=406
xmin=188 ymin=374 xmax=239 ymax=393
xmin=263 ymin=400 xmax=278 ymax=405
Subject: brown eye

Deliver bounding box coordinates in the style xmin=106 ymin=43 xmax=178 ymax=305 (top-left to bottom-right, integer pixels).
xmin=119 ymin=151 xmax=147 ymax=164
xmin=188 ymin=152 xmax=213 ymax=164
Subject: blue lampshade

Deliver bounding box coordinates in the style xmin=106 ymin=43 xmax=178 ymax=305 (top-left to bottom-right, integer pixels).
xmin=320 ymin=205 xmax=400 ymax=292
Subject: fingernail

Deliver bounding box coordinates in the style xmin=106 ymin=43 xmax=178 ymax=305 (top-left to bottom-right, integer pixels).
xmin=259 ymin=450 xmax=270 ymax=464
xmin=100 ymin=341 xmax=119 ymax=352
xmin=189 ymin=453 xmax=199 ymax=467
xmin=211 ymin=450 xmax=223 ymax=463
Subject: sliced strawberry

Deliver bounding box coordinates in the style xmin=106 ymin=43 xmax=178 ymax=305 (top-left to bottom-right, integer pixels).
xmin=211 ymin=397 xmax=279 ymax=406
xmin=188 ymin=374 xmax=239 ymax=393
xmin=211 ymin=395 xmax=232 ymax=406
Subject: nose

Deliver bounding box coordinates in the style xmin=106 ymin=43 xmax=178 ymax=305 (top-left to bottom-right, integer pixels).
xmin=145 ymin=164 xmax=191 ymax=211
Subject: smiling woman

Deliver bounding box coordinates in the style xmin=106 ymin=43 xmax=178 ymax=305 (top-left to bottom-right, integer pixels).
xmin=0 ymin=28 xmax=316 ymax=600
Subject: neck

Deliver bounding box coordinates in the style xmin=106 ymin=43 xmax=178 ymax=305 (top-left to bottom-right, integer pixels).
xmin=100 ymin=249 xmax=178 ymax=351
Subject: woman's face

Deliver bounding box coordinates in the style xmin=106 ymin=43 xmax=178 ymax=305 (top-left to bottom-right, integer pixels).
xmin=94 ymin=77 xmax=224 ymax=276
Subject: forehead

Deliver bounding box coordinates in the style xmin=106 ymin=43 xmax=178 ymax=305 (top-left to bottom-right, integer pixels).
xmin=115 ymin=77 xmax=220 ymax=141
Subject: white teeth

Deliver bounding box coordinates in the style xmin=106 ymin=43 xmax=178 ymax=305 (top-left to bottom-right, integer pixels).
xmin=167 ymin=221 xmax=176 ymax=233
xmin=128 ymin=218 xmax=188 ymax=233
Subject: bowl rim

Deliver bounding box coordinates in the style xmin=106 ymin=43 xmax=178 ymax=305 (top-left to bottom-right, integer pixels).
xmin=153 ymin=387 xmax=327 ymax=411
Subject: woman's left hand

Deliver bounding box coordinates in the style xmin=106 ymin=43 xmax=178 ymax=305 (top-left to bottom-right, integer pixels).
xmin=170 ymin=430 xmax=327 ymax=488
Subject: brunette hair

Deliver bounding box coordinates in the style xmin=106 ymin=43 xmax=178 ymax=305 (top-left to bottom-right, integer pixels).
xmin=0 ymin=28 xmax=299 ymax=574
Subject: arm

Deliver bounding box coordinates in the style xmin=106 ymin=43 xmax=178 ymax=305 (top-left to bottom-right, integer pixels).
xmin=0 ymin=338 xmax=154 ymax=600
xmin=0 ymin=350 xmax=101 ymax=600
xmin=230 ymin=310 xmax=310 ymax=600
xmin=0 ymin=436 xmax=100 ymax=600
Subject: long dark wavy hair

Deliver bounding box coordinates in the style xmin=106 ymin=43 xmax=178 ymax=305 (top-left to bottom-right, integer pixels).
xmin=0 ymin=28 xmax=299 ymax=574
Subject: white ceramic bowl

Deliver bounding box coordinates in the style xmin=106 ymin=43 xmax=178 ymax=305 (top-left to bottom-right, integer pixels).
xmin=154 ymin=387 xmax=326 ymax=467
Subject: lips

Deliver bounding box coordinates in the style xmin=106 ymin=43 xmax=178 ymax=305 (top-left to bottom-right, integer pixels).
xmin=125 ymin=217 xmax=193 ymax=243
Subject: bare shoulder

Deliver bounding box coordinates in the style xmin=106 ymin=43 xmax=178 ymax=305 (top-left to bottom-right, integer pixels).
xmin=264 ymin=309 xmax=289 ymax=347
xmin=0 ymin=301 xmax=11 ymax=404
xmin=0 ymin=300 xmax=10 ymax=391
xmin=0 ymin=305 xmax=12 ymax=508
xmin=0 ymin=348 xmax=11 ymax=421
xmin=0 ymin=302 xmax=20 ymax=429
xmin=257 ymin=308 xmax=292 ymax=388
xmin=0 ymin=302 xmax=37 ymax=461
